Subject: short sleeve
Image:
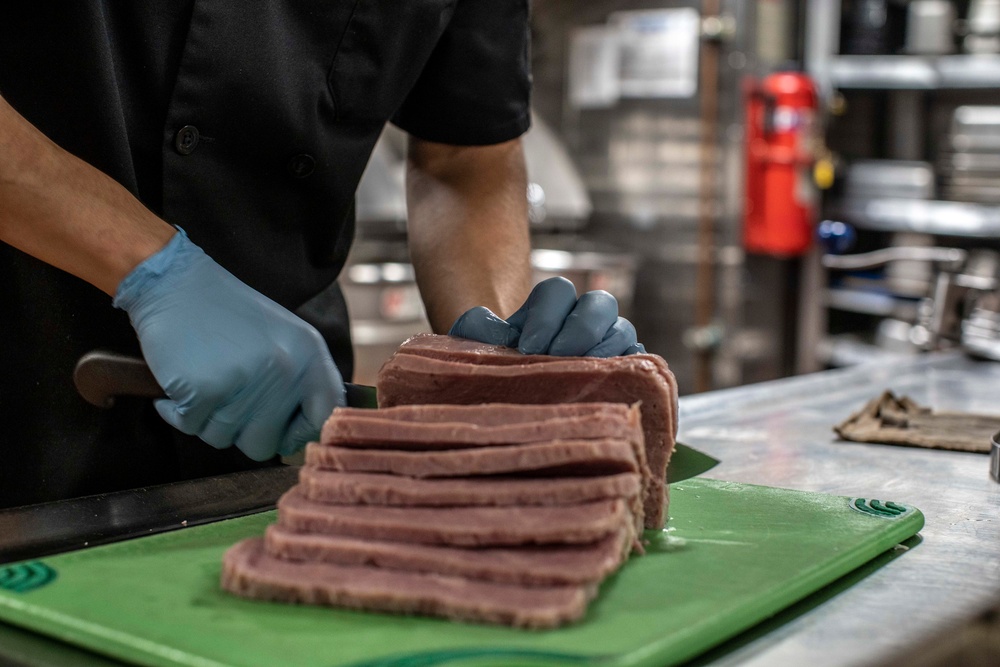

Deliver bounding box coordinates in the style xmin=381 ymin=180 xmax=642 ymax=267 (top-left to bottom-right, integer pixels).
xmin=391 ymin=0 xmax=532 ymax=146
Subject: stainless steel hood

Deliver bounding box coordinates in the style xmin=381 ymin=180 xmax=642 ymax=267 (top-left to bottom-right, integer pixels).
xmin=355 ymin=113 xmax=593 ymax=232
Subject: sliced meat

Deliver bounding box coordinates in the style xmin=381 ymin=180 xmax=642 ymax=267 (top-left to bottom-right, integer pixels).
xmin=304 ymin=437 xmax=640 ymax=477
xmin=277 ymin=486 xmax=631 ymax=546
xmin=223 ymin=538 xmax=596 ymax=629
xmin=386 ymin=333 xmax=678 ymax=441
xmin=376 ymin=335 xmax=678 ymax=529
xmin=393 ymin=333 xmax=573 ymax=366
xmin=264 ymin=524 xmax=632 ymax=586
xmin=320 ymin=406 xmax=643 ymax=451
xmin=298 ymin=467 xmax=642 ymax=509
xmin=326 ymin=401 xmax=635 ymax=427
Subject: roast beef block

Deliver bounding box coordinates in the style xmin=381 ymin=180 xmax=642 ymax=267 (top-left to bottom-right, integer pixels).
xmin=376 ymin=334 xmax=678 ymax=529
xmin=222 ymin=538 xmax=597 ymax=629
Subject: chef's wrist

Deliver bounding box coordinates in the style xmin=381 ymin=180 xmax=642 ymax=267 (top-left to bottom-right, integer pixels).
xmin=112 ymin=226 xmax=195 ymax=312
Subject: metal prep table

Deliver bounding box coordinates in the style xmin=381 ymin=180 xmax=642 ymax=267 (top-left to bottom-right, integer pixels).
xmin=0 ymin=352 xmax=998 ymax=666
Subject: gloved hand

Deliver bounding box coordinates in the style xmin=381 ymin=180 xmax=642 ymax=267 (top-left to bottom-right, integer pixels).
xmin=449 ymin=277 xmax=645 ymax=357
xmin=113 ymin=229 xmax=345 ymax=460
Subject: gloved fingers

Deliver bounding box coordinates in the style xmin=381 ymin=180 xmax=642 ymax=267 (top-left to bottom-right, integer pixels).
xmin=277 ymin=408 xmax=317 ymax=457
xmin=234 ymin=416 xmax=286 ymax=462
xmin=153 ymin=371 xmax=238 ymax=437
xmin=584 ymin=316 xmax=639 ymax=358
xmin=154 ymin=396 xmax=218 ymax=439
xmin=512 ymin=277 xmax=578 ymax=355
xmin=506 ymin=277 xmax=577 ymax=332
xmin=278 ymin=363 xmax=346 ymax=457
xmin=624 ymin=342 xmax=647 ymax=355
xmin=548 ymin=290 xmax=620 ymax=356
xmin=448 ymin=306 xmax=521 ymax=348
xmin=233 ymin=393 xmax=299 ymax=462
xmin=153 ymin=398 xmax=189 ymax=435
xmin=197 ymin=411 xmax=242 ymax=450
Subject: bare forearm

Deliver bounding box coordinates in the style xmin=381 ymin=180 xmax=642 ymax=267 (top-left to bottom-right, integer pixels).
xmin=0 ymin=94 xmax=175 ymax=296
xmin=406 ymin=136 xmax=532 ymax=333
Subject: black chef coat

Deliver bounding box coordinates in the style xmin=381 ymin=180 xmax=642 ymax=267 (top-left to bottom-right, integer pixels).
xmin=0 ymin=1 xmax=530 ymax=508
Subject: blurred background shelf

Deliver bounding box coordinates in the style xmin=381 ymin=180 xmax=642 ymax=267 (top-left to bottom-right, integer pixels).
xmin=833 ymin=198 xmax=1000 ymax=237
xmin=829 ymin=55 xmax=1000 ymax=89
xmin=824 ymin=287 xmax=920 ymax=319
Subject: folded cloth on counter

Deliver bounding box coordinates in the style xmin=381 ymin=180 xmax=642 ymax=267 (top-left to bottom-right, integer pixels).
xmin=834 ymin=391 xmax=998 ymax=453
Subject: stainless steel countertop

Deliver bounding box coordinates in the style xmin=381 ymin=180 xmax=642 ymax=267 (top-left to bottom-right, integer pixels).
xmin=0 ymin=352 xmax=997 ymax=666
xmin=679 ymin=351 xmax=1000 ymax=667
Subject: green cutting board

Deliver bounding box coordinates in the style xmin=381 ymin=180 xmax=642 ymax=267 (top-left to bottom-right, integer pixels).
xmin=0 ymin=479 xmax=923 ymax=667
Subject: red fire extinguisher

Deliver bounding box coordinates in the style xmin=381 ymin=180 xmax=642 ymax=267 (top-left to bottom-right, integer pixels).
xmin=743 ymin=72 xmax=819 ymax=257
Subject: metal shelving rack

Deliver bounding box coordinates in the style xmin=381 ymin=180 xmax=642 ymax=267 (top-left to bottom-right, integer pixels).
xmin=801 ymin=0 xmax=1000 ymax=370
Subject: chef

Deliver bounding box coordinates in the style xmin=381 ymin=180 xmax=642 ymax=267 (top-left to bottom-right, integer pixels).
xmin=0 ymin=2 xmax=641 ymax=509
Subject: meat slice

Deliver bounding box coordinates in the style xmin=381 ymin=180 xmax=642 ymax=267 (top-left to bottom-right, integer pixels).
xmin=223 ymin=538 xmax=596 ymax=629
xmin=304 ymin=438 xmax=640 ymax=477
xmin=376 ymin=334 xmax=679 ymax=529
xmin=277 ymin=486 xmax=631 ymax=546
xmin=264 ymin=524 xmax=632 ymax=586
xmin=326 ymin=401 xmax=636 ymax=427
xmin=392 ymin=334 xmax=581 ymax=366
xmin=385 ymin=334 xmax=678 ymax=442
xmin=321 ymin=406 xmax=643 ymax=451
xmin=298 ymin=467 xmax=643 ymax=511
xmin=320 ymin=410 xmax=642 ymax=450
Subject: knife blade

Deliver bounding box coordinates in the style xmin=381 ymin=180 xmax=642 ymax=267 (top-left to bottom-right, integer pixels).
xmin=73 ymin=350 xmax=378 ymax=409
xmin=666 ymin=442 xmax=721 ymax=483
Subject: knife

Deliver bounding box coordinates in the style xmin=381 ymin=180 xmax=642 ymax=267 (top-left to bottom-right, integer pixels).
xmin=73 ymin=350 xmax=379 ymax=410
xmin=667 ymin=442 xmax=721 ymax=484
xmin=75 ymin=351 xmax=721 ymax=480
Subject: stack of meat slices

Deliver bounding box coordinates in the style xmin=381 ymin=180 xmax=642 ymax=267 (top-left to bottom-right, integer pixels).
xmin=377 ymin=334 xmax=679 ymax=529
xmin=222 ymin=402 xmax=648 ymax=629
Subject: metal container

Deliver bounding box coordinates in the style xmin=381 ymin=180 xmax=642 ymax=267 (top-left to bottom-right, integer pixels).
xmin=905 ymin=0 xmax=956 ymax=55
xmin=940 ymin=107 xmax=1000 ymax=204
xmin=991 ymin=431 xmax=999 ymax=482
xmin=842 ymin=0 xmax=906 ymax=55
xmin=966 ymin=0 xmax=1000 ymax=53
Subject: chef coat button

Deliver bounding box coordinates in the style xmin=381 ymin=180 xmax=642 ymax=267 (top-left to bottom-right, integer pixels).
xmin=287 ymin=153 xmax=316 ymax=179
xmin=174 ymin=125 xmax=200 ymax=155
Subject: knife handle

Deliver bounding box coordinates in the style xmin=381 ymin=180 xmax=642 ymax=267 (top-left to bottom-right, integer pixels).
xmin=73 ymin=350 xmax=377 ymax=409
xmin=74 ymin=351 xmax=162 ymax=407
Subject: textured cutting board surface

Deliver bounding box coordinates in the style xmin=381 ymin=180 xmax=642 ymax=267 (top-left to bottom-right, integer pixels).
xmin=0 ymin=479 xmax=924 ymax=667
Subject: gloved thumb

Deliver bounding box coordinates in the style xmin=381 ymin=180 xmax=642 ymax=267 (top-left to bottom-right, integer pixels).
xmin=449 ymin=306 xmax=521 ymax=348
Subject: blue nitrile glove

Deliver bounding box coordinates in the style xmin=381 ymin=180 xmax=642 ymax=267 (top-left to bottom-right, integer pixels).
xmin=449 ymin=277 xmax=646 ymax=357
xmin=113 ymin=229 xmax=345 ymax=460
